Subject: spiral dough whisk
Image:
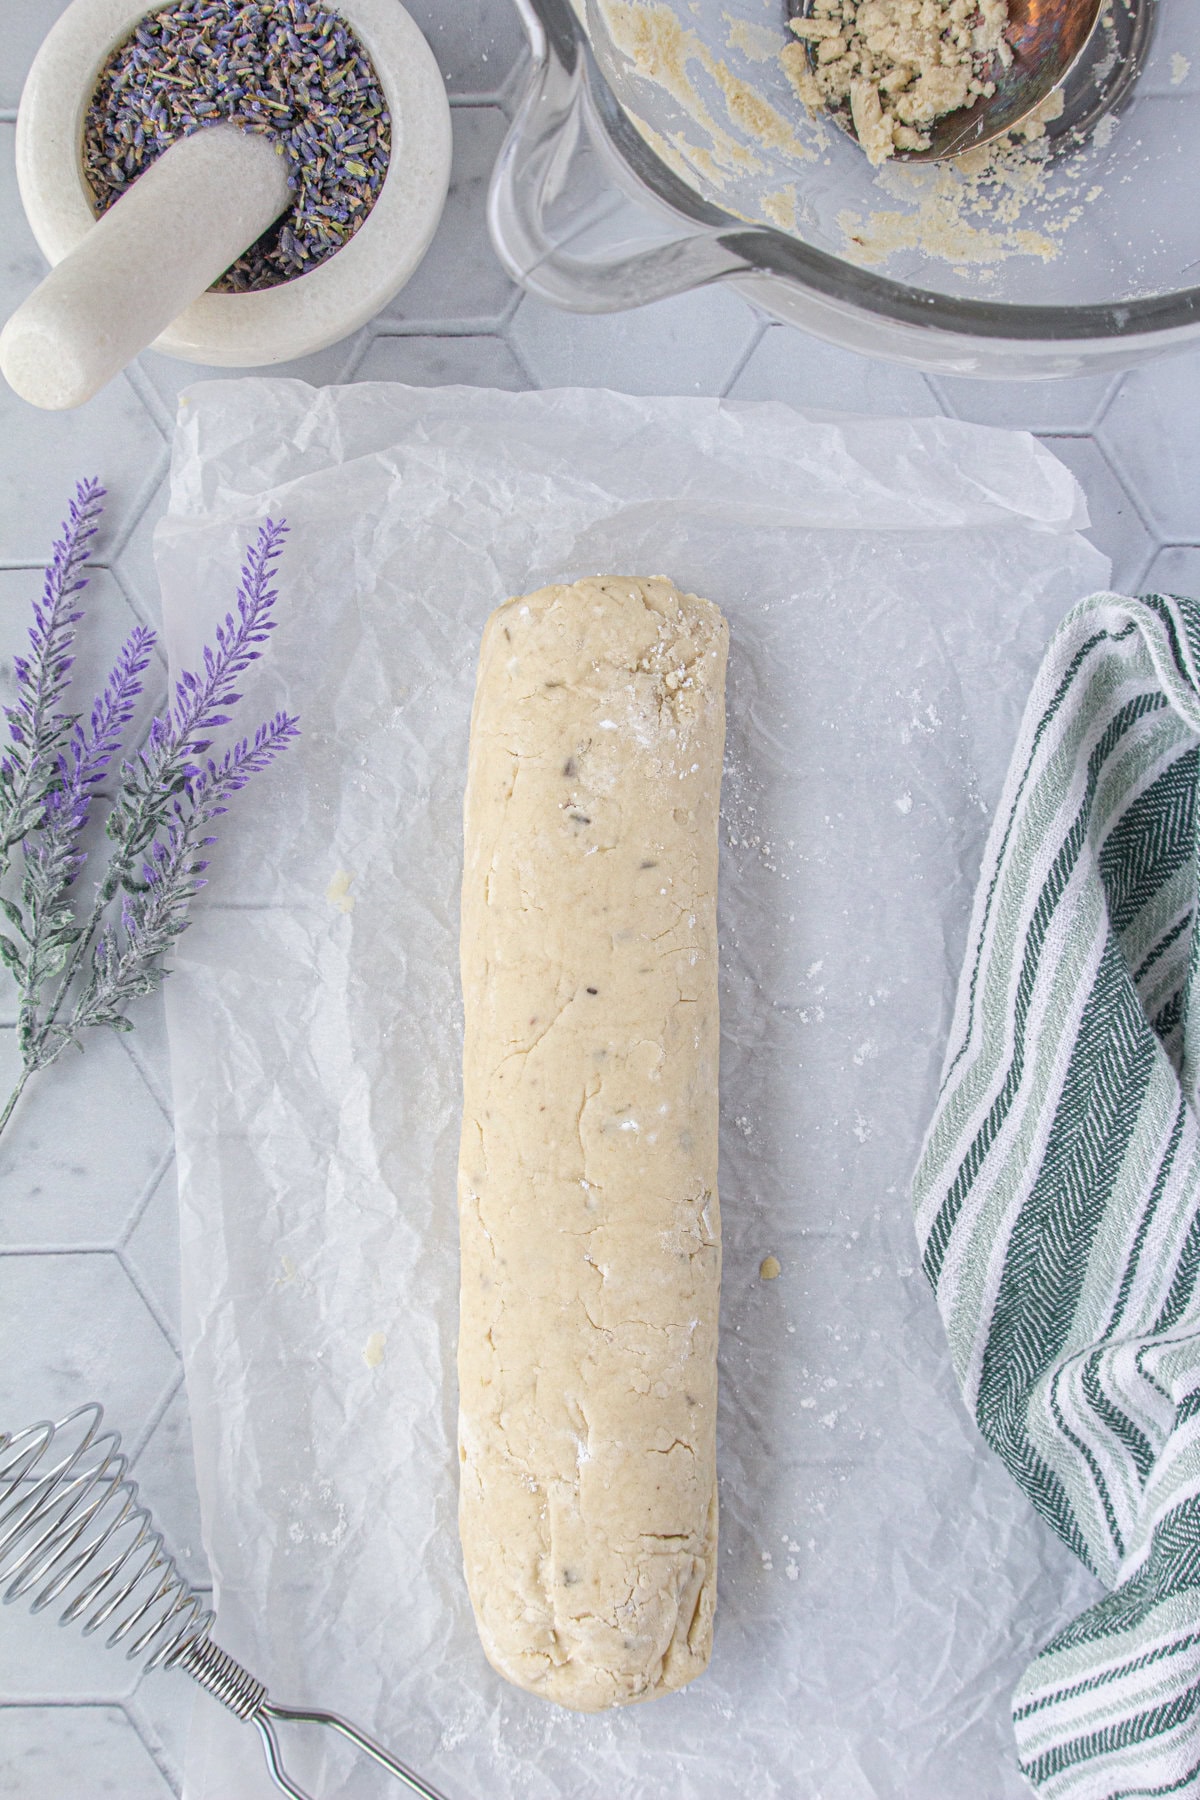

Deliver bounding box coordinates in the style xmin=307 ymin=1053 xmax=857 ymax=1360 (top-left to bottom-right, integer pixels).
xmin=0 ymin=1402 xmax=453 ymax=1800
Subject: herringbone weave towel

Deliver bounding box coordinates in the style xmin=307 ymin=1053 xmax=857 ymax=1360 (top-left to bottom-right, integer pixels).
xmin=913 ymin=591 xmax=1200 ymax=1800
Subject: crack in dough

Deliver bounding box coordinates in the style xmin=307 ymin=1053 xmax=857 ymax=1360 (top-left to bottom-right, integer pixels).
xmin=457 ymin=576 xmax=727 ymax=1710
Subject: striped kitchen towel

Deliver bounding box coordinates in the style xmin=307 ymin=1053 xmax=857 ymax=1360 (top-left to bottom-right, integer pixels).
xmin=913 ymin=590 xmax=1200 ymax=1800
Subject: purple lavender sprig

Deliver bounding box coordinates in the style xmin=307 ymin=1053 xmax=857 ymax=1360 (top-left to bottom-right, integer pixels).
xmin=10 ymin=624 xmax=157 ymax=1060
xmin=106 ymin=519 xmax=289 ymax=861
xmin=0 ymin=493 xmax=298 ymax=1135
xmin=0 ymin=479 xmax=105 ymax=868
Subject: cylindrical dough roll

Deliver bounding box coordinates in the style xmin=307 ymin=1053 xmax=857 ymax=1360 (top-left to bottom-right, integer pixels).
xmin=457 ymin=574 xmax=727 ymax=1712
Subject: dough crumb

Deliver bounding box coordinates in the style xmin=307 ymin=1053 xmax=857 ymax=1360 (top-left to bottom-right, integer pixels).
xmin=760 ymin=1254 xmax=782 ymax=1280
xmin=783 ymin=0 xmax=1011 ymax=165
xmin=362 ymin=1330 xmax=386 ymax=1368
xmin=327 ymin=868 xmax=356 ymax=913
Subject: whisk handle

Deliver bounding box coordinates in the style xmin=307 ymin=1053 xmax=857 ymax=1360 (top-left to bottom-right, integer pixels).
xmin=177 ymin=1632 xmax=451 ymax=1800
xmin=263 ymin=1701 xmax=453 ymax=1800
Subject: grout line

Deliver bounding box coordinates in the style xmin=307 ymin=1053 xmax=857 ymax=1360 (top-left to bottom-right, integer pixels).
xmin=447 ymin=91 xmax=512 ymax=110
xmin=718 ymin=317 xmax=768 ymax=398
xmin=118 ymin=1143 xmax=178 ymax=1251
xmin=109 ymin=439 xmax=172 ymax=565
xmin=339 ymin=329 xmax=373 ymax=380
xmin=0 ymin=1695 xmax=140 ymax=1709
xmin=117 ymin=1245 xmax=183 ymax=1362
xmin=497 ymin=286 xmax=524 ymax=331
xmin=495 ymin=51 xmax=532 ymax=117
xmin=1090 ymin=372 xmax=1125 ymax=433
xmin=0 ymin=1242 xmax=118 ymax=1257
xmin=503 ymin=326 xmax=537 ymax=391
xmin=122 ymin=1694 xmax=185 ymax=1799
xmin=367 ymin=319 xmax=519 ymax=340
xmin=123 ymin=356 xmax=177 ymax=442
xmin=118 ymin=1028 xmax=175 ymax=1127
xmin=1077 ymin=431 xmax=1159 ymax=538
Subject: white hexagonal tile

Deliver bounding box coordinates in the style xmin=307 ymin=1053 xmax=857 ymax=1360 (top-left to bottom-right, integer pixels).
xmin=0 ymin=1599 xmax=144 ymax=1703
xmin=116 ymin=988 xmax=174 ymax=1126
xmin=1098 ymin=348 xmax=1200 ymax=541
xmin=128 ymin=1674 xmax=195 ymax=1798
xmin=0 ymin=381 xmax=166 ymax=569
xmin=377 ymin=106 xmax=517 ymax=328
xmin=0 ymin=1706 xmax=175 ymax=1798
xmin=135 ymin=331 xmax=369 ymax=433
xmin=402 ymin=0 xmax=527 ymax=100
xmin=0 ymin=1250 xmax=177 ymax=1434
xmin=0 ymin=126 xmax=46 ymax=327
xmin=729 ymin=322 xmax=940 ymax=415
xmin=1141 ymin=544 xmax=1200 ymax=599
xmin=0 ymin=1021 xmax=171 ymax=1247
xmin=129 ymin=1380 xmax=207 ymax=1587
xmin=354 ymin=331 xmax=528 ymax=389
xmin=1037 ymin=434 xmax=1155 ymax=594
xmin=509 ymin=285 xmax=761 ymax=395
xmin=931 ymin=370 xmax=1119 ymax=434
xmin=109 ymin=469 xmax=174 ymax=635
xmin=123 ymin=1159 xmax=181 ymax=1346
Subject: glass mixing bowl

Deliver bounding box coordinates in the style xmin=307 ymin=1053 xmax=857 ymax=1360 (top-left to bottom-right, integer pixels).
xmin=488 ymin=0 xmax=1200 ymax=377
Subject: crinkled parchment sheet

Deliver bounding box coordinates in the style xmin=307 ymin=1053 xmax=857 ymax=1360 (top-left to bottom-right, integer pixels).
xmin=159 ymin=381 xmax=1110 ymax=1800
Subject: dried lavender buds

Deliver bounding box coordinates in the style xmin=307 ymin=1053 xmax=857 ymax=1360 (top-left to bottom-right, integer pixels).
xmin=83 ymin=0 xmax=391 ymax=292
xmin=782 ymin=0 xmax=1011 ymax=165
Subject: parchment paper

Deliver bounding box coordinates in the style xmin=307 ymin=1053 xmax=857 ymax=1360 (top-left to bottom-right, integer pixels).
xmin=158 ymin=380 xmax=1112 ymax=1800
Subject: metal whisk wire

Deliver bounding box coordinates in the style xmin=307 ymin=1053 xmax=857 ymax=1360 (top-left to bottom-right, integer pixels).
xmin=0 ymin=1404 xmax=450 ymax=1800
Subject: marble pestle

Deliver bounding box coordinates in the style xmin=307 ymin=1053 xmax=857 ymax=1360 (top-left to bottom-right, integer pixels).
xmin=0 ymin=123 xmax=291 ymax=410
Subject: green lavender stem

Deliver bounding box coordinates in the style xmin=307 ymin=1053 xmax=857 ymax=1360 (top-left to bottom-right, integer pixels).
xmin=23 ymin=855 xmax=132 ymax=1070
xmin=0 ymin=1068 xmax=31 ymax=1139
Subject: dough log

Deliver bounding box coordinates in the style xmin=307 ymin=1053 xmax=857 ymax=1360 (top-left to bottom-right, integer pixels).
xmin=457 ymin=575 xmax=727 ymax=1712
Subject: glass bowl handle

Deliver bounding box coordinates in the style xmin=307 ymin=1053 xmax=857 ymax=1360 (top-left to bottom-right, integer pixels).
xmin=487 ymin=0 xmax=745 ymax=312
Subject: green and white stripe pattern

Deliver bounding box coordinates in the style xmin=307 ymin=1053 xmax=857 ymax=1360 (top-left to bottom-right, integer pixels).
xmin=914 ymin=591 xmax=1200 ymax=1800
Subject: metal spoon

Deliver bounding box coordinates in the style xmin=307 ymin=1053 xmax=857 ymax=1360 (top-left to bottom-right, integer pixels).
xmin=785 ymin=0 xmax=1153 ymax=162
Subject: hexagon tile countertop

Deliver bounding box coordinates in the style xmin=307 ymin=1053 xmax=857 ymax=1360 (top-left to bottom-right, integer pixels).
xmin=2 ymin=2 xmax=1200 ymax=1795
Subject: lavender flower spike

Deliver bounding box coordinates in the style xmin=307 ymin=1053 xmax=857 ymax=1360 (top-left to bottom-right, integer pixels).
xmin=166 ymin=517 xmax=288 ymax=765
xmin=0 ymin=478 xmax=106 ymax=858
xmin=110 ymin=520 xmax=290 ymax=858
xmin=67 ymin=624 xmax=157 ymax=792
xmin=6 ymin=478 xmax=104 ymax=756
